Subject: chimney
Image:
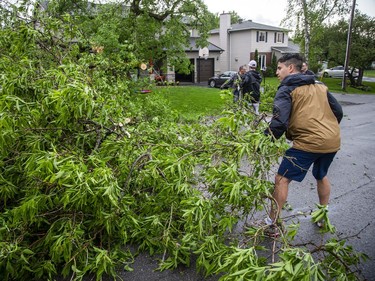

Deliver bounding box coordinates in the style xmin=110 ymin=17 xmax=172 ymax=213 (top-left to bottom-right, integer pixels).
xmin=220 ymin=13 xmax=231 ymax=70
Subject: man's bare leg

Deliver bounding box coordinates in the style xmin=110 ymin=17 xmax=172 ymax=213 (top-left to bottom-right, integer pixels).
xmin=270 ymin=174 xmax=291 ymax=222
xmin=317 ymin=176 xmax=331 ymax=206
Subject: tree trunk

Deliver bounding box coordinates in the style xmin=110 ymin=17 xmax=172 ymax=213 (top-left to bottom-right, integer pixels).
xmin=356 ymin=69 xmax=364 ymax=86
xmin=301 ymin=0 xmax=310 ymax=62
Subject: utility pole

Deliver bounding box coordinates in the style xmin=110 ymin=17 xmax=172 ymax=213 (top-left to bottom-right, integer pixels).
xmin=342 ymin=0 xmax=356 ymax=90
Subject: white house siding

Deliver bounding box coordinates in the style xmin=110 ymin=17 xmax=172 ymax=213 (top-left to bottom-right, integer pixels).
xmin=253 ymin=31 xmax=289 ymax=52
xmin=209 ymin=34 xmax=223 ymax=75
xmin=211 ymin=29 xmax=289 ymax=75
xmin=250 ymin=30 xmax=289 ymax=68
xmin=209 ymin=34 xmax=220 ymax=48
xmin=228 ymin=30 xmax=254 ymax=71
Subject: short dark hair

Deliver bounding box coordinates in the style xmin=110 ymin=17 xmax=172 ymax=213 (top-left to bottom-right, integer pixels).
xmin=239 ymin=65 xmax=247 ymax=71
xmin=278 ymin=53 xmax=303 ymax=72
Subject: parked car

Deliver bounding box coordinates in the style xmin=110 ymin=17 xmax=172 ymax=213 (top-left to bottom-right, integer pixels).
xmin=322 ymin=66 xmax=359 ymax=78
xmin=208 ymin=71 xmax=237 ymax=88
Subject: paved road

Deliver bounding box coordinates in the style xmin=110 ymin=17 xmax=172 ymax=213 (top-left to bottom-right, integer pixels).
xmin=286 ymin=92 xmax=375 ymax=280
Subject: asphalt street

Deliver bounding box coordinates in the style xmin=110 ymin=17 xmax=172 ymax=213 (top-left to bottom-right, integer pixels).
xmin=101 ymin=92 xmax=375 ymax=281
xmin=284 ymin=92 xmax=375 ymax=281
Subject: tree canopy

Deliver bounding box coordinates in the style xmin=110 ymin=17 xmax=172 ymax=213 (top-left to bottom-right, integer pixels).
xmin=283 ymin=0 xmax=351 ymax=64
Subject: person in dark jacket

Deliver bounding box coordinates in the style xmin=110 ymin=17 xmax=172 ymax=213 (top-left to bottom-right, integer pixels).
xmin=221 ymin=65 xmax=247 ymax=102
xmin=242 ymin=60 xmax=262 ymax=114
xmin=263 ymin=53 xmax=343 ymax=235
xmin=302 ymin=62 xmax=315 ymax=76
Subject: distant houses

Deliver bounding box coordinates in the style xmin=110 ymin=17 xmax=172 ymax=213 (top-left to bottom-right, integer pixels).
xmin=180 ymin=13 xmax=299 ymax=83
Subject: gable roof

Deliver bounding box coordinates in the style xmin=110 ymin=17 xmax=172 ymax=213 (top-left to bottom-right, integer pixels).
xmin=185 ymin=37 xmax=223 ymax=53
xmin=210 ymin=20 xmax=288 ymax=34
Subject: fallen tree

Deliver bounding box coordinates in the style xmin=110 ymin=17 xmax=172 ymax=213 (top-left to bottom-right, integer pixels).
xmin=0 ymin=2 xmax=368 ymax=280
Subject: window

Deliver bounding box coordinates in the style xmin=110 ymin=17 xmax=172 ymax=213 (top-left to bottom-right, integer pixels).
xmin=256 ymin=31 xmax=268 ymax=42
xmin=277 ymin=32 xmax=283 ymax=42
xmin=259 ymin=31 xmax=266 ymax=42
xmin=275 ymin=32 xmax=284 ymax=43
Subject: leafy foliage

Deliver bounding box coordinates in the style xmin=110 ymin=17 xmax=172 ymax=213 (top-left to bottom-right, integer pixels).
xmin=284 ymin=0 xmax=351 ymax=67
xmin=318 ymin=11 xmax=375 ymax=86
xmin=0 ymin=1 xmax=369 ymax=280
xmin=204 ymin=10 xmax=246 ymax=29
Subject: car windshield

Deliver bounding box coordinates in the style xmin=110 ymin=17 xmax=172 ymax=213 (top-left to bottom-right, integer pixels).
xmin=223 ymin=71 xmax=235 ymax=76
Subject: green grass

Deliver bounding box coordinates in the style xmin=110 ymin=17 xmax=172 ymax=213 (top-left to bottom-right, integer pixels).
xmin=364 ymin=69 xmax=375 ymax=77
xmin=317 ymin=77 xmax=375 ymax=94
xmin=152 ymin=77 xmax=375 ymax=119
xmin=260 ymin=77 xmax=279 ymax=89
xmin=264 ymin=76 xmax=375 ymax=94
xmin=154 ymin=86 xmax=229 ymax=120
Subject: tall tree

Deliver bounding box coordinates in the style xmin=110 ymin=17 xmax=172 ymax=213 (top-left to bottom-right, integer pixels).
xmin=318 ymin=11 xmax=375 ymax=86
xmin=228 ymin=10 xmax=245 ymax=24
xmin=282 ymin=0 xmax=351 ymax=63
xmin=254 ymin=49 xmax=259 ymax=70
xmin=206 ymin=10 xmax=246 ymax=29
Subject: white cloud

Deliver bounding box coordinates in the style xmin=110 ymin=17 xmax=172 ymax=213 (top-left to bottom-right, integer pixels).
xmin=203 ymin=0 xmax=286 ymax=26
xmin=203 ymin=0 xmax=375 ymax=27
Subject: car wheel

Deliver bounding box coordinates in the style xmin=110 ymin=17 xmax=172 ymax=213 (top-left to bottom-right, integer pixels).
xmin=323 ymin=72 xmax=329 ymax=78
xmin=209 ymin=80 xmax=216 ymax=88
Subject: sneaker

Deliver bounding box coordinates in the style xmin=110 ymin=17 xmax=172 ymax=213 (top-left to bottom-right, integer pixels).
xmin=264 ymin=224 xmax=281 ymax=238
xmin=249 ymin=217 xmax=284 ymax=238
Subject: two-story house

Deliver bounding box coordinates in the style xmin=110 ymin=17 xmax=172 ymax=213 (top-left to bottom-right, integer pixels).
xmin=177 ymin=13 xmax=299 ymax=84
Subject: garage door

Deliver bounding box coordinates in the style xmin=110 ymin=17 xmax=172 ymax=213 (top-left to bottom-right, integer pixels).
xmin=197 ymin=58 xmax=214 ymax=83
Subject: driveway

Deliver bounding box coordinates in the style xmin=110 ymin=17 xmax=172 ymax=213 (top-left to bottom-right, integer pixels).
xmin=94 ymin=93 xmax=375 ymax=281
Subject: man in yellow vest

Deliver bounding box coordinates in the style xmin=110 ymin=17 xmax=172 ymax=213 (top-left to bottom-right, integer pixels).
xmin=264 ymin=53 xmax=343 ymax=236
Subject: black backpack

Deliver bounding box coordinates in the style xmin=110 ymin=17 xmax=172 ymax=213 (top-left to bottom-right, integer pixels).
xmin=241 ymin=71 xmax=254 ymax=94
xmin=243 ymin=71 xmax=262 ymax=95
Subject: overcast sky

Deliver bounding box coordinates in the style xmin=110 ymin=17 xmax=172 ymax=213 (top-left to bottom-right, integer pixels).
xmin=203 ymin=0 xmax=375 ymax=27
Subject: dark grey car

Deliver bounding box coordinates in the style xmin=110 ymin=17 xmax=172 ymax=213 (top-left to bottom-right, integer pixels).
xmin=208 ymin=71 xmax=237 ymax=88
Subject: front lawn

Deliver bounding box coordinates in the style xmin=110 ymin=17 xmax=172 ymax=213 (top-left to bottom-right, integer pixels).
xmin=152 ymin=77 xmax=374 ymax=120
xmin=155 ymin=86 xmax=229 ymax=120
xmin=364 ymin=70 xmax=375 ymax=77
xmin=317 ymin=77 xmax=375 ymax=94
xmin=262 ymin=76 xmax=375 ymax=94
